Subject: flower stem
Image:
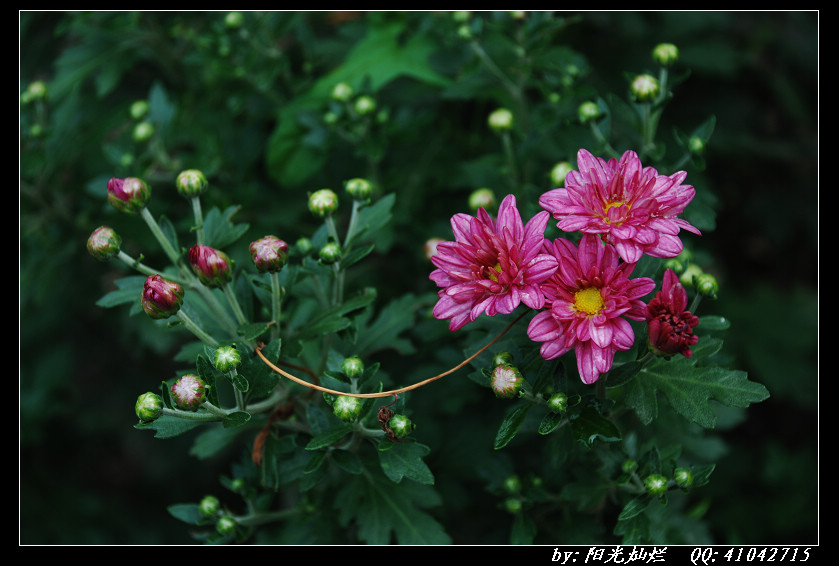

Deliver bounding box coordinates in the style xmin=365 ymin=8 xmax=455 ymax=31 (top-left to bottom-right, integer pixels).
xmin=270 ymin=271 xmax=282 ymax=342
xmin=176 ymin=310 xmax=220 ymax=347
xmin=222 ymin=282 xmax=249 ymax=326
xmin=190 ymin=196 xmax=205 ymax=246
xmin=140 ymin=207 xmax=183 ymax=267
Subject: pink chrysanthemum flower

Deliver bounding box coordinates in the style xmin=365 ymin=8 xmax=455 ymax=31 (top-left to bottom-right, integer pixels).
xmin=527 ymin=234 xmax=656 ymax=384
xmin=539 ymin=148 xmax=701 ymax=263
xmin=430 ymin=194 xmax=559 ymax=331
xmin=646 ymin=268 xmax=700 ymax=359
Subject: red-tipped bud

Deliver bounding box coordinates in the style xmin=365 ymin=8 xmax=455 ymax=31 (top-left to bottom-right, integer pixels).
xmin=248 ymin=235 xmax=289 ymax=273
xmin=188 ymin=244 xmax=233 ymax=288
xmin=107 ymin=177 xmax=150 ymax=214
xmin=170 ymin=374 xmax=208 ymax=411
xmin=86 ymin=226 xmax=121 ymax=262
xmin=141 ymin=274 xmax=184 ymax=319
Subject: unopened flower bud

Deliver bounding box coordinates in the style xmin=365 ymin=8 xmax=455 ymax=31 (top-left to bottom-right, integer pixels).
xmin=345 ymin=177 xmax=373 ymax=200
xmin=189 ymin=244 xmax=233 ymax=288
xmin=546 ymin=392 xmax=568 ymax=414
xmin=679 ymin=264 xmax=703 ymax=289
xmin=695 ymin=273 xmax=719 ymax=298
xmin=456 ymin=24 xmax=473 ymax=40
xmin=319 ymin=241 xmax=342 ymax=264
xmin=388 ymin=414 xmax=415 ymax=439
xmin=577 ymin=101 xmax=602 ymax=123
xmin=550 ymin=161 xmax=573 ymax=187
xmin=622 ymin=459 xmax=638 ymax=474
xmin=199 ymin=495 xmax=221 ymax=517
xmin=170 ymin=374 xmax=208 ymax=412
xmin=141 ymin=274 xmax=184 ymax=319
xmin=423 ymin=238 xmax=444 ymax=261
xmin=308 ymin=188 xmax=339 ymax=217
xmin=488 ymin=108 xmax=514 ymax=133
xmin=354 ymin=95 xmax=377 ymax=116
xmin=249 ymin=235 xmax=289 ymax=273
xmin=490 ymin=364 xmax=524 ymax=399
xmin=504 ymin=497 xmax=522 ymax=514
xmin=492 ymin=351 xmax=513 ymax=367
xmin=216 ymin=515 xmax=237 ymax=535
xmin=333 ymin=395 xmax=362 ymax=423
xmin=652 ymin=43 xmax=679 ymax=66
xmin=224 ymin=11 xmax=244 ymax=28
xmin=107 ymin=177 xmax=151 ymax=214
xmin=135 ymin=392 xmax=163 ymax=423
xmin=631 ymin=74 xmax=660 ymax=102
xmin=503 ymin=475 xmax=521 ymax=493
xmin=331 ymin=82 xmax=354 ymax=102
xmin=176 ymin=169 xmax=209 ymax=198
xmin=452 ymin=10 xmax=471 ymax=22
xmin=644 ymin=473 xmax=669 ymax=497
xmin=129 ymin=100 xmax=149 ymax=120
xmin=214 ymin=346 xmax=241 ymax=372
xmin=688 ymin=136 xmax=705 ymax=154
xmin=468 ymin=188 xmax=496 ymax=211
xmin=132 ymin=121 xmax=155 ymax=142
xmin=87 ymin=226 xmax=121 ymax=262
xmin=674 ymin=467 xmax=694 ymax=488
xmin=341 ymin=355 xmax=364 ymax=378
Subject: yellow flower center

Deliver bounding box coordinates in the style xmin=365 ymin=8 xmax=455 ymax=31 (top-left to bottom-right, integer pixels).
xmin=574 ymin=287 xmax=604 ymax=315
xmin=488 ymin=262 xmax=502 ymax=282
xmin=603 ymin=200 xmax=630 ymax=223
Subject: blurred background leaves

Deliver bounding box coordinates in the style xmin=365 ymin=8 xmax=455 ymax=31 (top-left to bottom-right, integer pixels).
xmin=20 ymin=11 xmax=817 ymax=544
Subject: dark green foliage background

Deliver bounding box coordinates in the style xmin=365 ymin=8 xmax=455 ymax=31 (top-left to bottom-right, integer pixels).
xmin=20 ymin=11 xmax=817 ymax=544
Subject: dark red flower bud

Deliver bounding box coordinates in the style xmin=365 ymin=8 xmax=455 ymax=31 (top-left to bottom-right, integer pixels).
xmin=188 ymin=244 xmax=233 ymax=288
xmin=141 ymin=274 xmax=184 ymax=319
xmin=646 ymin=269 xmax=700 ymax=358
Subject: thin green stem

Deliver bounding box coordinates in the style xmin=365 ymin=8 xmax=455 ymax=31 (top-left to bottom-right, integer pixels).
xmin=270 ymin=271 xmax=282 ymax=342
xmin=222 ymin=282 xmax=248 ymax=326
xmin=139 ymin=207 xmax=182 ymax=267
xmin=176 ymin=310 xmax=220 ymax=347
xmin=116 ymin=250 xmax=188 ymax=283
xmin=190 ymin=196 xmax=205 ymax=246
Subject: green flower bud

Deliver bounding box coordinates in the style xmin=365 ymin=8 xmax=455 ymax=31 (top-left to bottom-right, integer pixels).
xmin=319 ymin=241 xmax=342 ymax=264
xmin=456 ymin=24 xmax=473 ymax=40
xmin=577 ymin=101 xmax=602 ymax=123
xmin=295 ymin=237 xmax=313 ymax=255
xmin=333 ymin=395 xmax=362 ymax=423
xmin=86 ymin=226 xmax=122 ymax=262
xmin=644 ymin=473 xmax=669 ymax=497
xmin=621 ymin=459 xmax=638 ymax=475
xmin=354 ymin=95 xmax=377 ymax=116
xmin=132 ymin=121 xmax=155 ymax=142
xmin=652 ymin=43 xmax=679 ymax=66
xmin=488 ymin=108 xmax=514 ymax=133
xmin=175 ymin=169 xmax=208 ymax=198
xmin=22 ymin=80 xmax=48 ymax=103
xmin=679 ymin=264 xmax=704 ymax=289
xmin=129 ymin=99 xmax=149 ymax=120
xmin=688 ymin=136 xmax=705 ymax=154
xmin=504 ymin=497 xmax=522 ymax=514
xmin=490 ymin=364 xmax=524 ymax=399
xmin=549 ymin=161 xmax=573 ymax=187
xmin=331 ymin=82 xmax=354 ymax=103
xmin=213 ymin=346 xmax=241 ymax=372
xmin=229 ymin=478 xmax=245 ymax=493
xmin=215 ymin=515 xmax=237 ymax=536
xmin=468 ymin=188 xmax=496 ymax=211
xmin=662 ymin=257 xmax=686 ymax=274
xmin=170 ymin=374 xmax=208 ymax=412
xmin=695 ymin=273 xmax=719 ymax=299
xmin=341 ymin=355 xmax=364 ymax=379
xmin=452 ymin=10 xmax=471 ymax=22
xmin=344 ymin=177 xmax=373 ymax=200
xmin=135 ymin=392 xmax=163 ymax=423
xmin=308 ymin=188 xmax=339 ymax=217
xmin=141 ymin=274 xmax=184 ymax=319
xmin=631 ymin=74 xmax=660 ymax=102
xmin=224 ymin=11 xmax=244 ymax=28
xmin=503 ymin=475 xmax=521 ymax=494
xmin=107 ymin=177 xmax=151 ymax=214
xmin=388 ymin=414 xmax=415 ymax=439
xmin=674 ymin=467 xmax=694 ymax=488
xmin=188 ymin=244 xmax=233 ymax=288
xmin=491 ymin=351 xmax=513 ymax=367
xmin=546 ymin=392 xmax=568 ymax=414
xmin=199 ymin=495 xmax=221 ymax=517
xmin=249 ymin=235 xmax=289 ymax=273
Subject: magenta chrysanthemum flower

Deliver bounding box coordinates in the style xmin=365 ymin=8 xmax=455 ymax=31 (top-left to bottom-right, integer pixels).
xmin=539 ymin=149 xmax=701 ymax=263
xmin=527 ymin=234 xmax=656 ymax=384
xmin=429 ymin=194 xmax=559 ymax=331
xmin=646 ymin=268 xmax=700 ymax=358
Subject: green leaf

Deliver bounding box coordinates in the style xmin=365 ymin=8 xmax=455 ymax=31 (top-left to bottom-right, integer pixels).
xmin=295 ymin=288 xmax=377 ymax=341
xmin=570 ymin=405 xmax=622 ymax=447
xmin=618 ymin=495 xmax=654 ymax=521
xmin=378 ymin=441 xmax=434 ymax=484
xmin=201 ymin=205 xmax=250 ymax=249
xmin=335 ymin=461 xmax=451 ymax=544
xmin=494 ymin=403 xmax=531 ymax=450
xmin=167 ymin=503 xmax=208 ymax=526
xmin=354 ymin=292 xmax=433 ymax=356
xmin=697 ymin=315 xmax=731 ymax=331
xmin=95 ymin=275 xmax=146 ymax=308
xmin=189 ymin=423 xmax=250 ymax=459
xmin=222 ymin=411 xmax=251 ymax=428
xmin=237 ymin=322 xmax=271 ymax=341
xmin=305 ymin=424 xmax=353 ymax=450
xmin=134 ymin=414 xmax=203 ymax=438
xmin=538 ymin=411 xmax=565 ymax=435
xmin=624 ymin=338 xmax=770 ymax=427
